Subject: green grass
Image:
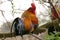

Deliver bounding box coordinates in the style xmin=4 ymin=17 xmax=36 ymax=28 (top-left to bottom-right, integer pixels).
xmin=43 ymin=32 xmax=60 ymax=40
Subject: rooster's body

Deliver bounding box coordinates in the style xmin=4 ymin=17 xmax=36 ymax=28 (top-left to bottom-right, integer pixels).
xmin=21 ymin=3 xmax=38 ymax=29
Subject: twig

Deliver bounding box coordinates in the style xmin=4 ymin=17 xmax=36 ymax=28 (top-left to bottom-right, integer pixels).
xmin=11 ymin=0 xmax=15 ymax=16
xmin=30 ymin=33 xmax=42 ymax=40
xmin=0 ymin=10 xmax=10 ymax=28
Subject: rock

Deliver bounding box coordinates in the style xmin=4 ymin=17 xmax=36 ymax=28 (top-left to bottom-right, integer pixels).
xmin=16 ymin=36 xmax=22 ymax=40
xmin=5 ymin=37 xmax=12 ymax=40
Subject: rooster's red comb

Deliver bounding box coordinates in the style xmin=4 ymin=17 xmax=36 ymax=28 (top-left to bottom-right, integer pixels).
xmin=31 ymin=3 xmax=36 ymax=10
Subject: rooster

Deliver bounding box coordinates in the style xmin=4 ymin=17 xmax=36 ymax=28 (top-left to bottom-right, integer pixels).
xmin=11 ymin=3 xmax=38 ymax=37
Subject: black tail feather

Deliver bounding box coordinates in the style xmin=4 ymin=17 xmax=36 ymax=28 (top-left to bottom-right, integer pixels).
xmin=11 ymin=17 xmax=24 ymax=37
